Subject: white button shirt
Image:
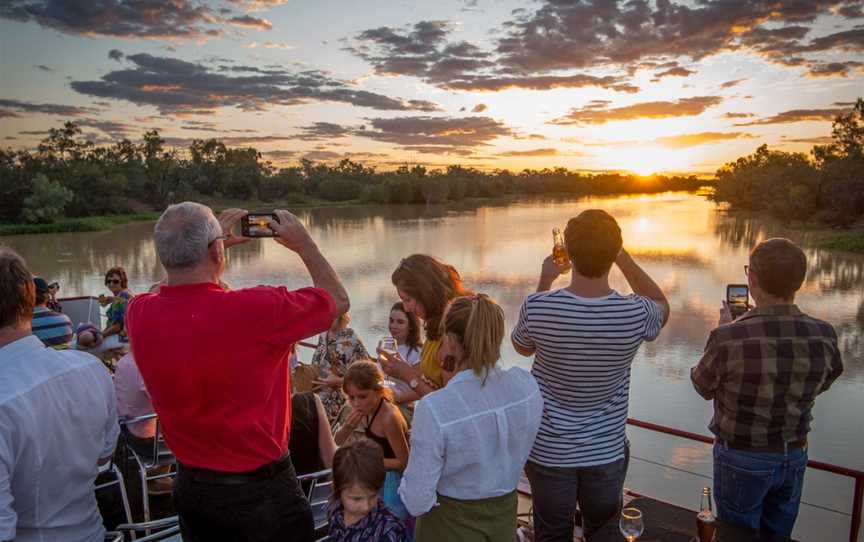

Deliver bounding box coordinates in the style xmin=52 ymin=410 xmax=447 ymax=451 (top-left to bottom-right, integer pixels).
xmin=398 ymin=364 xmax=543 ymax=516
xmin=0 ymin=335 xmax=119 ymax=542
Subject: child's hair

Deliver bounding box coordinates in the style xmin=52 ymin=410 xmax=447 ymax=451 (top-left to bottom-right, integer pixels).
xmin=342 ymin=360 xmax=394 ymax=402
xmin=441 ymin=293 xmax=505 ymax=381
xmin=391 ymin=301 xmax=421 ymax=352
xmin=333 ymin=439 xmax=386 ymax=498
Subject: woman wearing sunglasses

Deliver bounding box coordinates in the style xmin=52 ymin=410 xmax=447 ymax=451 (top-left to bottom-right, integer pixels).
xmin=98 ymin=266 xmax=133 ymax=345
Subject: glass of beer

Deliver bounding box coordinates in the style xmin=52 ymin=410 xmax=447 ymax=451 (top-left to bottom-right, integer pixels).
xmin=552 ymin=227 xmax=568 ymax=267
xmin=619 ymin=507 xmax=644 ymax=542
xmin=376 ymin=337 xmax=399 ymax=388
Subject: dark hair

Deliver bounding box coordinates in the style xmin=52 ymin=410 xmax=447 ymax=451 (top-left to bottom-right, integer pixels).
xmin=342 ymin=360 xmax=395 ymax=403
xmin=333 ymin=439 xmax=386 ymax=498
xmin=391 ymin=254 xmax=471 ymax=340
xmin=105 ymin=266 xmax=129 ymax=289
xmin=391 ymin=302 xmax=421 ymax=352
xmin=0 ymin=249 xmax=35 ymax=328
xmin=564 ymin=210 xmax=622 ymax=278
xmin=442 ymin=294 xmax=504 ymax=381
xmin=750 ymin=238 xmax=807 ymax=300
xmin=35 ymin=291 xmax=48 ymax=306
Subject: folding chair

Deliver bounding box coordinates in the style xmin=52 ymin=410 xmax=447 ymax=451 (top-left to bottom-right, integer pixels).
xmin=115 ymin=516 xmax=181 ymax=541
xmin=120 ymin=414 xmax=176 ymax=524
xmin=95 ymin=459 xmax=134 ymax=529
xmin=297 ymin=468 xmax=333 ymax=532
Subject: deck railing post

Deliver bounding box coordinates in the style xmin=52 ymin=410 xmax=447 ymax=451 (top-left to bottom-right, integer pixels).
xmin=851 ymin=477 xmax=863 ymax=542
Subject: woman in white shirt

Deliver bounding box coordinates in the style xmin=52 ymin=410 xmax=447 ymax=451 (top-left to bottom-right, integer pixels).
xmin=398 ymin=294 xmax=543 ymax=542
xmin=390 ymin=301 xmax=422 ymax=365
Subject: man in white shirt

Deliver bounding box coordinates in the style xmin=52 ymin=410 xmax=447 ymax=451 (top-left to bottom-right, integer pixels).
xmin=0 ymin=249 xmax=120 ymax=542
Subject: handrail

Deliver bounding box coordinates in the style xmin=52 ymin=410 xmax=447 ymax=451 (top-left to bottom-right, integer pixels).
xmin=627 ymin=417 xmax=864 ymax=542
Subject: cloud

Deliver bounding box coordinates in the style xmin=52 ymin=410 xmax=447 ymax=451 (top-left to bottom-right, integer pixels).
xmin=246 ymin=41 xmax=294 ymax=49
xmin=653 ymin=132 xmax=756 ymax=148
xmin=806 ymin=60 xmax=863 ymax=77
xmin=354 ymin=116 xmax=514 ymax=154
xmin=228 ymin=15 xmax=271 ymax=30
xmin=34 ymin=64 xmax=53 ymax=72
xmin=734 ymin=106 xmax=853 ymax=125
xmin=442 ymin=73 xmax=640 ymax=93
xmin=109 ymin=49 xmax=125 ymax=61
xmin=720 ymin=79 xmax=745 ymax=89
xmin=652 ymin=66 xmax=696 ymax=81
xmin=70 ymin=53 xmax=442 ymax=115
xmin=472 ymin=103 xmax=488 ymax=113
xmin=0 ymin=98 xmax=94 ymax=116
xmin=296 ymin=122 xmax=353 ymax=141
xmin=77 ymin=118 xmax=137 ymax=138
xmin=0 ymin=0 xmax=224 ymax=39
xmin=722 ymin=112 xmax=756 ymax=119
xmin=497 ymin=148 xmax=560 ymax=157
xmin=782 ymin=136 xmax=834 ymax=144
xmin=550 ymin=96 xmax=723 ymax=125
xmin=263 ymin=149 xmax=298 ymax=161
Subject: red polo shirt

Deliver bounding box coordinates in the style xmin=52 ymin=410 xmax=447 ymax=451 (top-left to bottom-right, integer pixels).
xmin=126 ymin=282 xmax=335 ymax=472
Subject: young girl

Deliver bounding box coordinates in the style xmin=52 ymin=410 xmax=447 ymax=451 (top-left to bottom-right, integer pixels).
xmin=328 ymin=439 xmax=408 ymax=542
xmin=335 ymin=361 xmax=410 ymax=521
xmin=389 ymin=302 xmax=422 ymax=365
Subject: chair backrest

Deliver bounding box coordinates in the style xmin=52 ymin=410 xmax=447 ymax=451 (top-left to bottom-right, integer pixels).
xmin=116 ymin=516 xmax=180 ymax=541
xmin=296 ymin=468 xmax=333 ymax=501
xmin=120 ymin=413 xmax=175 ymax=467
xmin=296 ymin=468 xmax=333 ymax=531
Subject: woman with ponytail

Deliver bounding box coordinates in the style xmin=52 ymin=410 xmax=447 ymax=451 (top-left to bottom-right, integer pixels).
xmin=381 ymin=254 xmax=472 ymax=400
xmin=397 ymin=294 xmax=544 ymax=541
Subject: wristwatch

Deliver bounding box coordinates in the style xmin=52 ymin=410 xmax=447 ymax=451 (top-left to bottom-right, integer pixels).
xmin=409 ymin=377 xmax=419 ymax=390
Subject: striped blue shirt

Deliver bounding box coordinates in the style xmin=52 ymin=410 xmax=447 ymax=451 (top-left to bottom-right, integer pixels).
xmin=512 ymin=289 xmax=663 ymax=467
xmin=31 ymin=306 xmax=74 ymax=348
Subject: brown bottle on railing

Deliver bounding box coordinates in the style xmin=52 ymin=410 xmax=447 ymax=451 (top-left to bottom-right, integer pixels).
xmin=552 ymin=227 xmax=568 ymax=267
xmin=697 ymin=486 xmax=716 ymax=542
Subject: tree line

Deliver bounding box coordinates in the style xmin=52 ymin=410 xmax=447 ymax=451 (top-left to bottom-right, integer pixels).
xmin=711 ymin=98 xmax=864 ymax=227
xmin=0 ymin=123 xmax=709 ymax=225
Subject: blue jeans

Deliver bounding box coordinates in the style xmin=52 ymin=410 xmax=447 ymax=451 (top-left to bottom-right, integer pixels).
xmin=525 ymin=444 xmax=629 ymax=542
xmin=713 ymin=442 xmax=807 ymax=541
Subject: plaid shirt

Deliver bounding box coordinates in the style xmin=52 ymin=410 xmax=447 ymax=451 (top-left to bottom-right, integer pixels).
xmin=691 ymin=304 xmax=843 ymax=447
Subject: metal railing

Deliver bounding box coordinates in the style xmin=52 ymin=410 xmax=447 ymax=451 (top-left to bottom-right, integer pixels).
xmin=627 ymin=417 xmax=864 ymax=542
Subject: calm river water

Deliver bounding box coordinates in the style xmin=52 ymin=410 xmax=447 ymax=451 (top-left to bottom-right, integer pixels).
xmin=4 ymin=192 xmax=862 ymax=540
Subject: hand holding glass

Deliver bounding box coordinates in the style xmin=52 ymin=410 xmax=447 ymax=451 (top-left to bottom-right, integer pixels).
xmin=620 ymin=507 xmax=644 ymax=542
xmin=377 ymin=337 xmax=398 ymax=360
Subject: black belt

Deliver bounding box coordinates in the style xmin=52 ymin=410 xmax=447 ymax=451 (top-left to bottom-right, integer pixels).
xmin=721 ymin=438 xmax=807 ymax=453
xmin=179 ymin=453 xmax=293 ymax=485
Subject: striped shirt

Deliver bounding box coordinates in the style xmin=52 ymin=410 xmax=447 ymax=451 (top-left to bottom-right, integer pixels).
xmin=512 ymin=289 xmax=663 ymax=467
xmin=31 ymin=306 xmax=73 ymax=348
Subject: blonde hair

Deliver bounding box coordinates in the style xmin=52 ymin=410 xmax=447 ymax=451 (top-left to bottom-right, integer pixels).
xmin=342 ymin=360 xmax=394 ymax=402
xmin=442 ymin=294 xmax=504 ymax=381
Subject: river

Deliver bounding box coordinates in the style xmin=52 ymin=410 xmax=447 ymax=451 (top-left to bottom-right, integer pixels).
xmin=3 ymin=192 xmax=862 ymax=541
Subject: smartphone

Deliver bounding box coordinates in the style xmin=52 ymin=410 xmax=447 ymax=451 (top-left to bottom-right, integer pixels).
xmin=726 ymin=284 xmax=750 ymax=318
xmin=241 ymin=213 xmax=278 ymax=237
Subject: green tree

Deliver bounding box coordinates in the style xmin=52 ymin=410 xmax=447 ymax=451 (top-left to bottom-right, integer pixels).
xmin=21 ymin=173 xmax=73 ymax=223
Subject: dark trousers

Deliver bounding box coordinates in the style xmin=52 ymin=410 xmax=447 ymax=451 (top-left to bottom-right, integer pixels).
xmin=525 ymin=444 xmax=629 ymax=542
xmin=174 ymin=459 xmax=314 ymax=542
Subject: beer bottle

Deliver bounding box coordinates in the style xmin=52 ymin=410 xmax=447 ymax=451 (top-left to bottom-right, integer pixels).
xmin=696 ymin=486 xmax=716 ymax=542
xmin=552 ymin=227 xmax=568 ymax=267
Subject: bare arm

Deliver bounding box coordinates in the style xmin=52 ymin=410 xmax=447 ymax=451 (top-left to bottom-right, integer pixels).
xmin=271 ymin=210 xmax=350 ymax=316
xmin=101 ymin=322 xmax=122 ymax=337
xmin=313 ymin=395 xmax=336 ymax=469
xmin=616 ymin=249 xmax=670 ymax=326
xmin=383 ymin=407 xmax=409 ymax=472
xmin=334 ymin=410 xmax=364 ymax=446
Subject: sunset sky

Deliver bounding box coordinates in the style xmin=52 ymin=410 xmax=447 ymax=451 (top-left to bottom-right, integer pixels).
xmin=0 ymin=0 xmax=862 ymax=174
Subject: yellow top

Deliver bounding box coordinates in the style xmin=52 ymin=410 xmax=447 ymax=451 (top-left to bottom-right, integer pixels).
xmin=419 ymin=339 xmax=443 ymax=388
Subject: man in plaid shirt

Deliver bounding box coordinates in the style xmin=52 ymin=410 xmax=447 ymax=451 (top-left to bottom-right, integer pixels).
xmin=691 ymin=238 xmax=843 ymax=541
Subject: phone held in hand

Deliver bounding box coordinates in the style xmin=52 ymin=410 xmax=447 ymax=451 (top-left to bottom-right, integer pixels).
xmin=726 ymin=284 xmax=750 ymax=318
xmin=241 ymin=212 xmax=279 ymax=237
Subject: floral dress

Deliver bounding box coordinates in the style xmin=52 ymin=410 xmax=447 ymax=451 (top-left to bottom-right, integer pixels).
xmin=106 ymin=290 xmax=131 ymax=342
xmin=310 ymin=328 xmax=369 ymax=423
xmin=327 ymin=499 xmax=408 ymax=542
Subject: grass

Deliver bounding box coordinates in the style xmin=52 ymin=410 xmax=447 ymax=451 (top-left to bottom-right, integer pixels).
xmin=818 ymin=232 xmax=864 ymax=253
xmin=0 ymin=213 xmax=160 ymax=236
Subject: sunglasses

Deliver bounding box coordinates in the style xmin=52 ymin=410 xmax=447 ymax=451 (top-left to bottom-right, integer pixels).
xmin=105 ymin=279 xmax=121 ymax=285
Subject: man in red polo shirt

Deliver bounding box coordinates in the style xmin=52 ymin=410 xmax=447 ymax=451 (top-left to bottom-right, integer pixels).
xmin=126 ymin=203 xmax=349 ymax=542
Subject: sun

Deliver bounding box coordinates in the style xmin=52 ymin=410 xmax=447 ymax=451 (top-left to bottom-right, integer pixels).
xmin=594 ymin=145 xmax=692 ymax=175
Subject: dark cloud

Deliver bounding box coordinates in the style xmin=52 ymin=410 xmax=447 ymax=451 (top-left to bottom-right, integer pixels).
xmin=720 ymin=79 xmax=745 ymax=89
xmin=263 ymin=150 xmax=298 ymax=161
xmin=498 ymin=148 xmax=560 ymax=157
xmin=0 ymin=98 xmax=93 ymax=116
xmin=734 ymin=106 xmax=853 ymax=125
xmin=443 ymin=74 xmax=640 ymax=93
xmin=109 ymin=49 xmax=124 ymax=61
xmin=180 ymin=120 xmax=219 ymax=131
xmin=297 ymin=122 xmax=352 ymax=141
xmin=472 ymin=103 xmax=487 ymax=113
xmin=0 ymin=0 xmax=224 ymax=39
xmin=228 ymin=15 xmax=271 ymax=30
xmin=354 ymin=116 xmax=514 ymax=154
xmin=806 ymin=60 xmax=863 ymax=77
xmin=77 ymin=118 xmax=137 ymax=138
xmin=550 ymin=96 xmax=723 ymax=125
xmin=34 ymin=64 xmax=53 ymax=72
xmin=722 ymin=112 xmax=756 ymax=119
xmin=651 ymin=66 xmax=695 ymax=81
xmin=70 ymin=53 xmax=442 ymax=115
xmin=654 ymin=132 xmax=756 ymax=148
xmin=782 ymin=135 xmax=834 ymax=144
xmin=19 ymin=130 xmax=50 ymax=135
xmin=302 ymin=150 xmax=346 ymax=161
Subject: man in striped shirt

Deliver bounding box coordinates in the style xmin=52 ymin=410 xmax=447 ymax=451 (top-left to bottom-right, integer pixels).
xmin=30 ymin=277 xmax=73 ymax=348
xmin=512 ymin=209 xmax=669 ymax=542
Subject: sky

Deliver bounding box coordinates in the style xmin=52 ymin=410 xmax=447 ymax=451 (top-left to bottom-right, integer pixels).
xmin=0 ymin=0 xmax=862 ymax=175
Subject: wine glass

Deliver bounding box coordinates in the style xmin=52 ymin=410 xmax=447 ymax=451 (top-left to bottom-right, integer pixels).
xmin=376 ymin=337 xmax=399 ymax=387
xmin=619 ymin=507 xmax=644 ymax=542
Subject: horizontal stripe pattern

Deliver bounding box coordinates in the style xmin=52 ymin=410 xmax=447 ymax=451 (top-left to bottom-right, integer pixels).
xmin=32 ymin=307 xmax=73 ymax=347
xmin=513 ymin=289 xmax=662 ymax=467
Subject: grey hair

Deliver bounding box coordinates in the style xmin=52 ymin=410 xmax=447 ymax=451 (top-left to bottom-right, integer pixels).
xmin=153 ymin=202 xmax=223 ymax=269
